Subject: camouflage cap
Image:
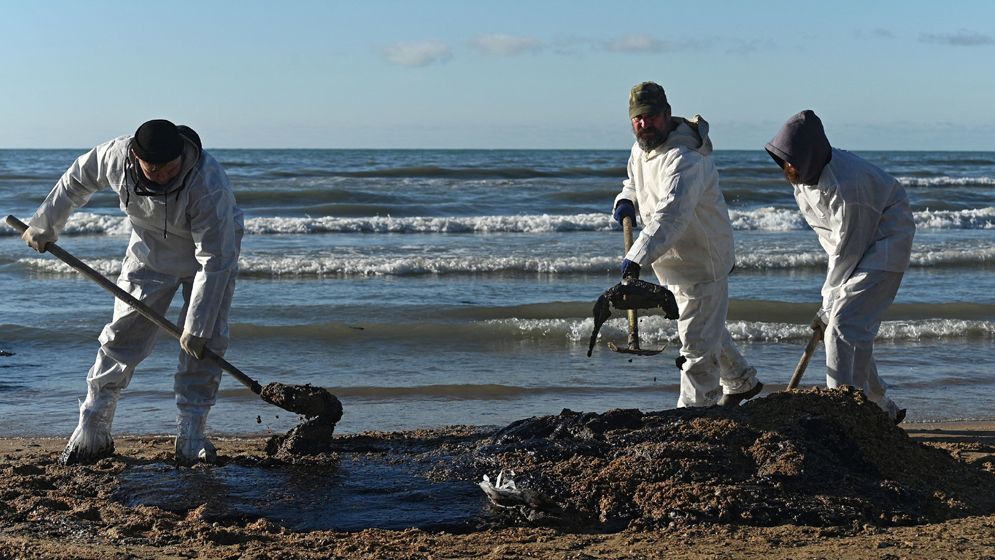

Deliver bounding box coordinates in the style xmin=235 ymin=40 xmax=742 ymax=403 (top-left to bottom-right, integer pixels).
xmin=628 ymin=81 xmax=670 ymax=119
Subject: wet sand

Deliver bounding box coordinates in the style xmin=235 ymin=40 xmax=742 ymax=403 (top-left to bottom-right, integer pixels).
xmin=2 ymin=395 xmax=995 ymax=559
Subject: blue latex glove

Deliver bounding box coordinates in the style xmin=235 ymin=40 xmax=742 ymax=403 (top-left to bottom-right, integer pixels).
xmin=612 ymin=200 xmax=636 ymax=226
xmin=620 ymin=259 xmax=641 ymax=279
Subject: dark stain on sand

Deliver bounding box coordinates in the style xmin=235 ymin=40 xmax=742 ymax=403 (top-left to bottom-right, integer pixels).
xmin=4 ymin=387 xmax=995 ymax=541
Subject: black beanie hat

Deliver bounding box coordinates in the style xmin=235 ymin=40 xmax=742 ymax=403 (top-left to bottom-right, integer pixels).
xmin=133 ymin=119 xmax=183 ymax=164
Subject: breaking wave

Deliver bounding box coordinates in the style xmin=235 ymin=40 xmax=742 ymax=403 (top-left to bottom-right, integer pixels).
xmin=4 ymin=208 xmax=993 ymax=239
xmin=898 ymin=176 xmax=995 ymax=187
xmin=17 ymin=242 xmax=995 ymax=278
xmin=496 ymin=316 xmax=995 ymax=345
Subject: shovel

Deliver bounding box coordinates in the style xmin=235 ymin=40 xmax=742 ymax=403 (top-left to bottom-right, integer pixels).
xmin=606 ymin=215 xmax=665 ymax=356
xmin=786 ymin=316 xmax=825 ymax=390
xmin=5 ymin=215 xmax=341 ymax=421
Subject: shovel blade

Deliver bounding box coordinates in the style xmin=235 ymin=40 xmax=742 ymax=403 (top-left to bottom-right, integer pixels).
xmin=607 ymin=341 xmax=665 ymax=356
xmin=260 ymin=382 xmax=343 ymax=421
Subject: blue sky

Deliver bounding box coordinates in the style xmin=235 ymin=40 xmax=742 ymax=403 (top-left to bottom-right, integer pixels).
xmin=2 ymin=0 xmax=993 ymax=150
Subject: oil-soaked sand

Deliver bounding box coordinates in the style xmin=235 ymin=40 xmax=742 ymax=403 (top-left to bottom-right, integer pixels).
xmin=3 ymin=388 xmax=995 ymax=559
xmin=466 ymin=386 xmax=995 ymax=530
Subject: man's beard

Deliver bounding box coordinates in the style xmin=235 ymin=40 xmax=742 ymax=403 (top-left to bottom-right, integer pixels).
xmin=636 ymin=128 xmax=666 ymax=152
xmin=784 ymin=165 xmax=801 ymax=184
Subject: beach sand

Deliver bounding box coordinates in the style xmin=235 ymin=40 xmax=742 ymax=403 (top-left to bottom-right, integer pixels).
xmin=2 ymin=394 xmax=995 ymax=559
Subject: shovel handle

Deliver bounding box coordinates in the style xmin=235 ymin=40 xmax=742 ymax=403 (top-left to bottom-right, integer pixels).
xmin=621 ymin=216 xmax=640 ymax=350
xmin=622 ymin=215 xmax=634 ymax=251
xmin=787 ymin=319 xmax=824 ymax=390
xmin=5 ymin=215 xmax=262 ymax=394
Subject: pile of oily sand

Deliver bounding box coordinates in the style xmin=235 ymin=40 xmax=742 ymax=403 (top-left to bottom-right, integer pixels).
xmin=469 ymin=386 xmax=995 ymax=531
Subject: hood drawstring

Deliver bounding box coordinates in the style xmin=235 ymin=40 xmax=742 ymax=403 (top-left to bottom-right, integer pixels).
xmin=126 ymin=130 xmax=201 ymax=240
xmin=126 ymin=149 xmax=188 ymax=240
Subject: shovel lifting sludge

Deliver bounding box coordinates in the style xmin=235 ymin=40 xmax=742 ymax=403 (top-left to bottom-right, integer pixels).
xmin=610 ymin=216 xmax=657 ymax=355
xmin=5 ymin=215 xmax=342 ymax=421
xmin=587 ymin=216 xmax=679 ymax=357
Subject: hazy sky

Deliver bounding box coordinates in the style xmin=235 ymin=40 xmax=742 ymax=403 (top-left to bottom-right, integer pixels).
xmin=2 ymin=0 xmax=993 ymax=150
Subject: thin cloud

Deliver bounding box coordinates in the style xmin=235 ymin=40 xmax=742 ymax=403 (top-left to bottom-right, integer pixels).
xmin=605 ymin=34 xmax=673 ymax=53
xmin=920 ymin=29 xmax=995 ymax=46
xmin=550 ymin=36 xmax=594 ymax=56
xmin=381 ymin=40 xmax=452 ymax=67
xmin=471 ymin=34 xmax=541 ymax=56
xmin=855 ymin=28 xmax=896 ymax=39
xmin=724 ymin=39 xmax=776 ymax=55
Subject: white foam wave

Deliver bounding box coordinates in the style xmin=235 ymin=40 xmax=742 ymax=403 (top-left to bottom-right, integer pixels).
xmin=735 ymin=252 xmax=826 ymax=269
xmin=913 ymin=246 xmax=995 ymax=266
xmin=898 ymin=176 xmax=995 ymax=186
xmin=914 ymin=208 xmax=995 ymax=229
xmin=20 ymin=258 xmax=122 ymax=276
xmin=52 ymin=213 xmax=132 ymax=235
xmin=732 ymin=207 xmax=995 ymax=231
xmin=18 ymin=255 xmax=616 ymax=277
xmin=739 ymin=245 xmax=995 ymax=269
xmin=236 ymin=255 xmax=614 ymax=276
xmin=244 ymin=213 xmax=613 ymax=234
xmin=27 ymin=208 xmax=995 ymax=238
xmin=493 ymin=316 xmax=995 ymax=344
xmin=18 ymin=242 xmax=994 ymax=278
xmin=729 ymin=208 xmax=807 ymax=231
xmin=38 ymin=212 xmax=618 ymax=237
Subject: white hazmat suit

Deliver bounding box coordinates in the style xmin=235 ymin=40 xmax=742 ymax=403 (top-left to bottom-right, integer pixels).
xmin=615 ymin=115 xmax=761 ymax=407
xmin=766 ymin=110 xmax=915 ymax=421
xmin=25 ymin=128 xmax=243 ymax=464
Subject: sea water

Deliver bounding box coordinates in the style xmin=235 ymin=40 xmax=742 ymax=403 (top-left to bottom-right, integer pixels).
xmin=1 ymin=149 xmax=993 ymax=438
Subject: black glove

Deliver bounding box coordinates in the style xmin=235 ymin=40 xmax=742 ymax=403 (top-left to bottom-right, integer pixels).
xmin=612 ymin=200 xmax=636 ymax=226
xmin=620 ymin=259 xmax=640 ymax=279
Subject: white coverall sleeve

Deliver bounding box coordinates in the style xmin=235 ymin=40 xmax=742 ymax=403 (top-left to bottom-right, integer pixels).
xmin=183 ymin=177 xmax=240 ymax=339
xmin=820 ymin=196 xmax=881 ymax=315
xmin=614 ymin=152 xmax=638 ymax=210
xmin=28 ymin=146 xmax=112 ymax=234
xmin=625 ymin=152 xmax=704 ymax=266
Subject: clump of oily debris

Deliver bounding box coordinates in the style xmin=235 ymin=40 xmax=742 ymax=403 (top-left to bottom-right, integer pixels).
xmin=261 ymin=382 xmax=343 ymax=459
xmin=469 ymin=387 xmax=995 ymax=531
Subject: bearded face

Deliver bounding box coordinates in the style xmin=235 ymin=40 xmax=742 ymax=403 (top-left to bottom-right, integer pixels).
xmin=784 ymin=163 xmax=802 ymax=184
xmin=631 ymin=112 xmax=670 ymax=152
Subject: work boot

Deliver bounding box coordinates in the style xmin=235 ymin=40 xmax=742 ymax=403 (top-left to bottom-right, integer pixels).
xmin=175 ymin=408 xmax=218 ymax=466
xmin=60 ymin=390 xmax=120 ymax=466
xmin=717 ymin=381 xmax=764 ymax=407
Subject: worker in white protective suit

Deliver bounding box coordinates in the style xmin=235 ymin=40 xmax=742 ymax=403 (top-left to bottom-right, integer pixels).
xmin=612 ymin=82 xmax=763 ymax=408
xmin=765 ymin=110 xmax=915 ymax=423
xmin=20 ymin=119 xmax=244 ymax=465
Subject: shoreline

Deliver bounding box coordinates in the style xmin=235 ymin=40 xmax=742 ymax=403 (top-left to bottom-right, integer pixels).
xmin=3 ymin=417 xmax=995 ymax=559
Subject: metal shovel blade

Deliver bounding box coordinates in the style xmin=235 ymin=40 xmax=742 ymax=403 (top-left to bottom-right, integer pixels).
xmin=607 ymin=308 xmax=664 ymax=355
xmin=607 ymin=341 xmax=664 ymax=356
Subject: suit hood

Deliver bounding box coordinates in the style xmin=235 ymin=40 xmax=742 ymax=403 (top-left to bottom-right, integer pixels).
xmin=764 ymin=110 xmax=832 ymax=185
xmin=646 ymin=114 xmax=713 ymax=159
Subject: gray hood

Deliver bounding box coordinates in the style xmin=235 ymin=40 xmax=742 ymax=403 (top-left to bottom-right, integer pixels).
xmin=647 ymin=114 xmax=713 ymax=159
xmin=764 ymin=110 xmax=832 ymax=185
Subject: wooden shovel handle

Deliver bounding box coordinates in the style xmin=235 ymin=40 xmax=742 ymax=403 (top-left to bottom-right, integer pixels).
xmin=787 ymin=318 xmax=825 ymax=390
xmin=5 ymin=215 xmax=262 ymax=394
xmin=622 ymin=215 xmax=634 ymax=251
xmin=621 ymin=216 xmax=640 ymax=350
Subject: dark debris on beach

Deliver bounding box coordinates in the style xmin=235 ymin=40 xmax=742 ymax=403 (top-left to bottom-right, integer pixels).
xmin=462 ymin=386 xmax=995 ymax=531
xmin=2 ymin=387 xmax=995 ymax=552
